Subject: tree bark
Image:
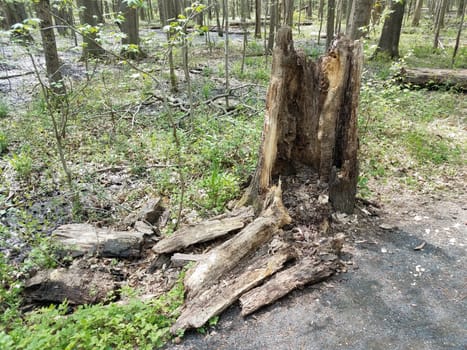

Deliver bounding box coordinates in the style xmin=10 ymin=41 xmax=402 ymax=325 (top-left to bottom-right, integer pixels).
xmin=77 ymin=0 xmax=105 ymax=58
xmin=34 ymin=0 xmax=65 ymax=95
xmin=347 ymin=0 xmax=373 ymax=39
xmin=153 ymin=206 xmax=255 ymax=254
xmin=185 ymin=185 xmax=291 ymax=297
xmin=240 ymin=255 xmax=339 ymax=316
xmin=412 ymin=0 xmax=423 ymax=26
xmin=0 ymin=0 xmax=28 ymax=29
xmin=267 ymin=0 xmax=279 ymax=52
xmin=458 ymin=0 xmax=465 ymax=17
xmin=326 ymin=0 xmax=336 ymax=49
xmin=240 ymin=27 xmax=362 ymax=214
xmin=399 ymin=67 xmax=467 ymax=90
xmin=118 ymin=0 xmax=145 ymax=59
xmin=433 ymin=0 xmax=448 ymax=49
xmin=374 ymin=0 xmax=405 ymax=58
xmin=255 ymin=0 xmax=262 ymax=37
xmin=172 ymin=247 xmax=294 ymax=332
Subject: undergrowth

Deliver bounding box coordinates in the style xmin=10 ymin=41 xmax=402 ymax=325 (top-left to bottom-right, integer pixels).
xmin=0 ymin=273 xmax=185 ymax=350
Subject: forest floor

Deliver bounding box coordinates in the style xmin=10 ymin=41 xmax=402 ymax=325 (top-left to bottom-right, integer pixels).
xmin=166 ymin=193 xmax=466 ymax=350
xmin=1 ymin=20 xmax=466 ymax=349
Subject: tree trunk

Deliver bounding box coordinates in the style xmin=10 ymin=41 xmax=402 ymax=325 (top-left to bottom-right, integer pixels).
xmin=34 ymin=0 xmax=65 ymax=95
xmin=374 ymin=0 xmax=405 ymax=58
xmin=347 ymin=0 xmax=372 ymax=39
xmin=452 ymin=1 xmax=465 ymax=67
xmin=412 ymin=0 xmax=423 ymax=26
xmin=255 ymin=0 xmax=262 ymax=37
xmin=0 ymin=0 xmax=28 ymax=29
xmin=77 ymin=0 xmax=105 ymax=59
xmin=433 ymin=0 xmax=448 ymax=49
xmin=284 ymin=0 xmax=294 ymax=26
xmin=267 ymin=0 xmax=278 ymax=52
xmin=118 ymin=0 xmax=145 ymax=59
xmin=326 ymin=0 xmax=336 ymax=49
xmin=458 ymin=0 xmax=465 ymax=16
xmin=240 ymin=27 xmax=362 ymax=214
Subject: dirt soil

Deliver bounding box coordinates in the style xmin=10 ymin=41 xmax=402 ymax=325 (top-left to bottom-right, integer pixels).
xmin=166 ymin=194 xmax=466 ymax=350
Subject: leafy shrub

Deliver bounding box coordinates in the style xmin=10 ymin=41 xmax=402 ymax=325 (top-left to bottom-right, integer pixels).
xmin=0 ymin=131 xmax=8 ymax=154
xmin=0 ymin=99 xmax=8 ymax=118
xmin=9 ymin=149 xmax=33 ymax=180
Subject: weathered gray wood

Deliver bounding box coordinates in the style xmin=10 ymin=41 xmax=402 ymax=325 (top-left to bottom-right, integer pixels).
xmin=399 ymin=68 xmax=467 ymax=90
xmin=240 ymin=257 xmax=339 ymax=316
xmin=53 ymin=224 xmax=144 ymax=259
xmin=184 ymin=185 xmax=291 ymax=297
xmin=153 ymin=206 xmax=255 ymax=254
xmin=171 ymin=249 xmax=293 ymax=333
xmin=171 ymin=253 xmax=206 ymax=267
xmin=23 ymin=268 xmax=116 ymax=305
xmin=122 ymin=197 xmax=164 ymax=228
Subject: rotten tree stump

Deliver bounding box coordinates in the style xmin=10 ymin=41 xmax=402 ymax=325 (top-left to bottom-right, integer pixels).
xmin=150 ymin=27 xmax=362 ymax=334
xmin=239 ymin=27 xmax=362 ymax=214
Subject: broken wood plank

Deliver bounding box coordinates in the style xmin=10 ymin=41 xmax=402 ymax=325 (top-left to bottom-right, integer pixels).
xmin=153 ymin=206 xmax=255 ymax=254
xmin=23 ymin=268 xmax=116 ymax=305
xmin=184 ymin=185 xmax=291 ymax=297
xmin=171 ymin=248 xmax=294 ymax=333
xmin=170 ymin=253 xmax=206 ymax=267
xmin=398 ymin=67 xmax=467 ymax=90
xmin=52 ymin=224 xmax=144 ymax=259
xmin=239 ymin=257 xmax=339 ymax=316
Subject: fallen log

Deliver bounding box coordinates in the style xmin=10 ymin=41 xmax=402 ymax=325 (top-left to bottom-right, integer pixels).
xmin=153 ymin=206 xmax=254 ymax=254
xmin=52 ymin=223 xmax=145 ymax=259
xmin=184 ymin=185 xmax=291 ymax=297
xmin=398 ymin=67 xmax=467 ymax=90
xmin=171 ymin=248 xmax=294 ymax=333
xmin=23 ymin=268 xmax=116 ymax=305
xmin=239 ymin=256 xmax=339 ymax=316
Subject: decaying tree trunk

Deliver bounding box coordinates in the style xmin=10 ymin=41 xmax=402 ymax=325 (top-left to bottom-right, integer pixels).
xmin=23 ymin=268 xmax=116 ymax=305
xmin=239 ymin=27 xmax=362 ymax=214
xmin=399 ymin=67 xmax=467 ymax=91
xmin=153 ymin=27 xmax=362 ymax=334
xmin=184 ymin=185 xmax=291 ymax=297
xmin=153 ymin=206 xmax=254 ymax=254
xmin=240 ymin=255 xmax=339 ymax=316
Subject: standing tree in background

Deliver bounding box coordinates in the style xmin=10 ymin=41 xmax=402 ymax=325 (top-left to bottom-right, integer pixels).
xmin=34 ymin=0 xmax=64 ymax=95
xmin=0 ymin=0 xmax=28 ymax=29
xmin=458 ymin=0 xmax=465 ymax=17
xmin=77 ymin=0 xmax=105 ymax=59
xmin=411 ymin=0 xmax=423 ymax=26
xmin=284 ymin=0 xmax=294 ymax=26
xmin=255 ymin=0 xmax=261 ymax=38
xmin=347 ymin=0 xmax=372 ymax=39
xmin=374 ymin=0 xmax=405 ymax=58
xmin=326 ymin=0 xmax=336 ymax=49
xmin=433 ymin=0 xmax=448 ymax=49
xmin=118 ymin=0 xmax=145 ymax=59
xmin=267 ymin=0 xmax=279 ymax=52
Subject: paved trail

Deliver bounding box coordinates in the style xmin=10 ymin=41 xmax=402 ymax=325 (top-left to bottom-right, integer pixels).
xmin=167 ymin=196 xmax=466 ymax=350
